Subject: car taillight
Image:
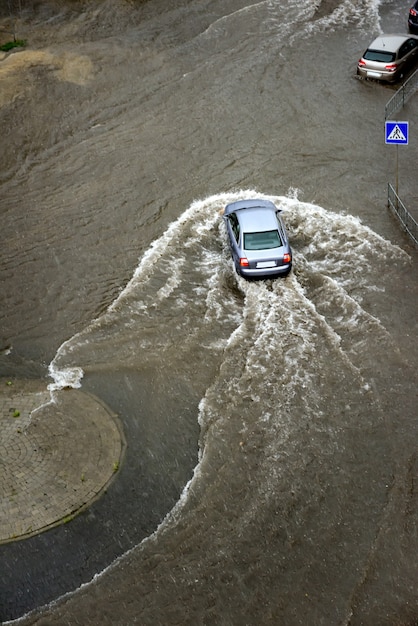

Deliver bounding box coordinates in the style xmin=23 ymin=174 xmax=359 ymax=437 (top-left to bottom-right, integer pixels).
xmin=239 ymin=257 xmax=249 ymax=267
xmin=283 ymin=253 xmax=291 ymax=264
xmin=410 ymin=8 xmax=417 ymax=15
xmin=358 ymin=58 xmax=366 ymax=67
xmin=385 ymin=63 xmax=397 ymax=72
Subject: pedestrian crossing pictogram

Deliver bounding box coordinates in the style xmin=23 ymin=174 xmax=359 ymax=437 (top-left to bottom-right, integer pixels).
xmin=388 ymin=125 xmax=406 ymax=141
xmin=385 ymin=121 xmax=409 ymax=145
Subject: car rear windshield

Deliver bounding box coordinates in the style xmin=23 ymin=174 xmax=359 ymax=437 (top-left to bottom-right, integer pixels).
xmin=364 ymin=49 xmax=396 ymax=63
xmin=244 ymin=230 xmax=282 ymax=250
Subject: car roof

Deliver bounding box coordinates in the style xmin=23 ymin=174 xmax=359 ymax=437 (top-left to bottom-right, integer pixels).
xmin=224 ymin=198 xmax=278 ymax=214
xmin=235 ymin=207 xmax=279 ymax=233
xmin=224 ymin=198 xmax=284 ymax=232
xmin=367 ymin=34 xmax=417 ymax=52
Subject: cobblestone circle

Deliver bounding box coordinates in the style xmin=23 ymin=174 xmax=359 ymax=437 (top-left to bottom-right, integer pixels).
xmin=0 ymin=378 xmax=125 ymax=544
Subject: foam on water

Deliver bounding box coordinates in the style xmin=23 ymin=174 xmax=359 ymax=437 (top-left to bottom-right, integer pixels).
xmin=46 ymin=189 xmax=409 ymax=562
xmin=48 ymin=190 xmax=408 ymax=393
xmin=45 ymin=189 xmax=409 ymax=568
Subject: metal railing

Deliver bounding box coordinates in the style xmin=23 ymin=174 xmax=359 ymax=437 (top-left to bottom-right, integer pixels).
xmin=385 ymin=68 xmax=418 ymax=120
xmin=387 ymin=183 xmax=418 ymax=246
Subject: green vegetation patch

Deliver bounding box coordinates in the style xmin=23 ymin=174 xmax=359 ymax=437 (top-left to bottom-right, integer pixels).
xmin=0 ymin=39 xmax=26 ymax=52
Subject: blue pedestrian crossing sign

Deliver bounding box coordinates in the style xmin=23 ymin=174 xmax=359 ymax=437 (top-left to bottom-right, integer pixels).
xmin=385 ymin=121 xmax=409 ymax=145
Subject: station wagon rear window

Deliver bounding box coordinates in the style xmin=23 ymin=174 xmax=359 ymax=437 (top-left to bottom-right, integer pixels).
xmin=364 ymin=49 xmax=396 ymax=63
xmin=244 ymin=230 xmax=282 ymax=250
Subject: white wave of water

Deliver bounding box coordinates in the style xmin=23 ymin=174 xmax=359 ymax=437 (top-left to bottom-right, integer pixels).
xmin=46 ymin=187 xmax=408 ymax=582
xmin=45 ymin=190 xmax=410 ymax=556
xmin=47 ymin=190 xmax=408 ymax=393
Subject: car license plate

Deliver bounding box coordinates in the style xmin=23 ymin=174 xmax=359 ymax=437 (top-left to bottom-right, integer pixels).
xmin=257 ymin=261 xmax=276 ymax=268
xmin=367 ymin=71 xmax=382 ymax=78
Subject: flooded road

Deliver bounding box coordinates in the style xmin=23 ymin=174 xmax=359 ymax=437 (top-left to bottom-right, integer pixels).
xmin=1 ymin=0 xmax=418 ymax=624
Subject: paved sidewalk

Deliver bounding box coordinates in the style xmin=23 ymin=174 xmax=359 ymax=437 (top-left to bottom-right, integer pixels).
xmin=0 ymin=378 xmax=125 ymax=544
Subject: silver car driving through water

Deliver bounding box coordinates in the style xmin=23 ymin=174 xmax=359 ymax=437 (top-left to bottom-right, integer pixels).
xmin=223 ymin=199 xmax=292 ymax=279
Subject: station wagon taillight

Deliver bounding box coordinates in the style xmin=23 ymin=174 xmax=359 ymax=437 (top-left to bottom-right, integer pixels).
xmin=239 ymin=257 xmax=249 ymax=267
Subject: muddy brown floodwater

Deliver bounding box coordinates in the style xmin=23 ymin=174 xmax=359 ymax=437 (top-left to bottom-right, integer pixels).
xmin=1 ymin=1 xmax=418 ymax=624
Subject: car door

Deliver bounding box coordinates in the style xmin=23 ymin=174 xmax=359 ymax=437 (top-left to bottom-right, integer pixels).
xmin=398 ymin=38 xmax=418 ymax=72
xmin=407 ymin=37 xmax=418 ymax=67
xmin=226 ymin=212 xmax=241 ymax=267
